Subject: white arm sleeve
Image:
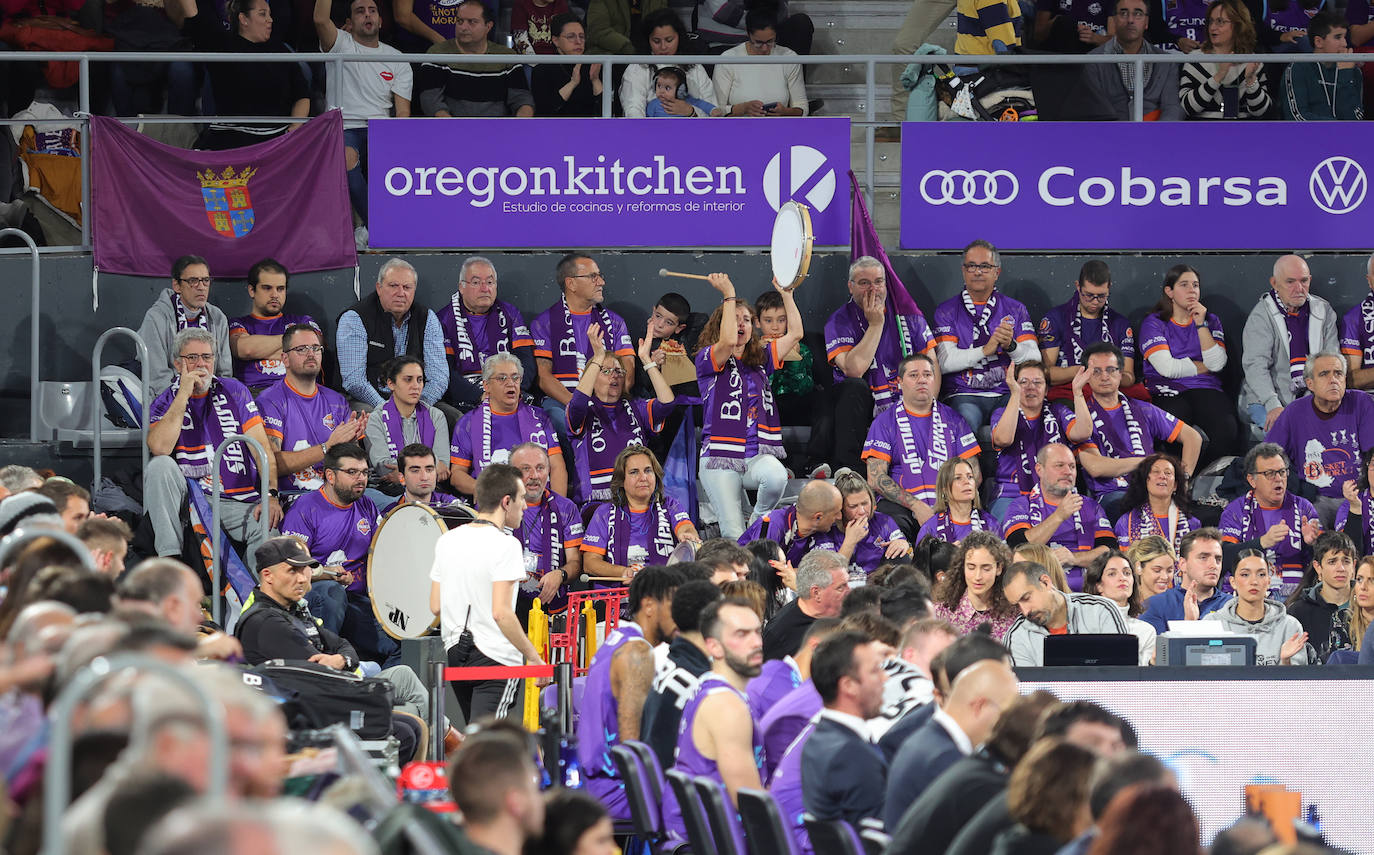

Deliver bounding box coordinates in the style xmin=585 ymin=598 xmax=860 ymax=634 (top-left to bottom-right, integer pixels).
xmin=1146 ymin=348 xmax=1200 ymax=379
xmin=1010 ymin=336 xmax=1040 ymax=364
xmin=619 ymin=65 xmax=650 ymax=118
xmin=1201 ymin=342 xmax=1227 ymax=372
xmin=937 ymin=340 xmax=989 ymax=373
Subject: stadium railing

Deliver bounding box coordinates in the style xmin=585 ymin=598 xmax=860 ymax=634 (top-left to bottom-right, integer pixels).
xmin=0 ymin=48 xmax=1360 ymax=254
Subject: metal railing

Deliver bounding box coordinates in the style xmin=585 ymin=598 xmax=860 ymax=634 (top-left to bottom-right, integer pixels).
xmin=42 ymin=654 xmax=229 ymax=855
xmin=209 ymin=432 xmax=271 ymax=624
xmin=0 ymin=229 xmax=42 ymax=437
xmin=0 ymin=48 xmax=1360 ymax=253
xmin=0 ymin=525 xmax=100 ymax=573
xmin=89 ymin=327 xmax=150 ymax=493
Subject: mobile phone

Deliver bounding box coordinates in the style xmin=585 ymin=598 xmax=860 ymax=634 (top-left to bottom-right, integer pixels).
xmin=763 ymin=102 xmax=779 ymax=111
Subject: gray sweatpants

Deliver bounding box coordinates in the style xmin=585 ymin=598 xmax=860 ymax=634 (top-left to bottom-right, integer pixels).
xmin=891 ymin=0 xmax=958 ymax=120
xmin=144 ymin=455 xmax=272 ymax=574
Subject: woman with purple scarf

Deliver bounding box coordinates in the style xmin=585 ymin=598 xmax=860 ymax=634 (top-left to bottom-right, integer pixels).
xmin=695 ymin=273 xmax=804 ymax=541
xmin=916 ymin=457 xmax=1002 ymax=545
xmin=567 ymin=319 xmax=677 ymax=503
xmin=364 ymin=355 xmax=450 ymax=494
xmin=833 ymin=468 xmax=912 ymax=575
xmin=581 ymin=444 xmax=701 ymax=581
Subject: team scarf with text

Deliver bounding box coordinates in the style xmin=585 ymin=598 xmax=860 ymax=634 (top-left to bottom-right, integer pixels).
xmin=1067 ymin=305 xmax=1117 ymax=367
xmin=607 ymin=502 xmax=674 ymax=567
xmin=379 ymin=397 xmax=435 ymax=460
xmin=925 ymin=508 xmax=994 ymax=540
xmin=1086 ymin=393 xmax=1146 ymax=488
xmin=553 ymin=296 xmax=617 ymax=377
xmin=1238 ymin=489 xmax=1304 ymax=559
xmin=470 ymin=402 xmax=547 ymax=469
xmin=449 ymin=294 xmax=514 ymax=378
xmin=172 ymin=291 xmax=210 ymax=333
xmin=701 ymin=353 xmax=783 ymax=469
xmin=1124 ymin=502 xmax=1192 ymax=551
xmin=168 ymin=375 xmax=238 ymax=481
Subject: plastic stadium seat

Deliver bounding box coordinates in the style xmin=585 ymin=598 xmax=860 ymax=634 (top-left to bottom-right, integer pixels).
xmin=802 ymin=815 xmax=866 ymax=855
xmin=611 ymin=743 xmax=665 ymax=847
xmin=737 ymin=788 xmax=799 ymax=855
xmin=693 ymin=776 xmax=747 ymax=855
xmin=666 ymin=769 xmax=718 ymax=855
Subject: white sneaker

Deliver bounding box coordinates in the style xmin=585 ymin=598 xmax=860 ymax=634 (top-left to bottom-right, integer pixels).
xmin=354 ymin=225 xmax=369 ymax=251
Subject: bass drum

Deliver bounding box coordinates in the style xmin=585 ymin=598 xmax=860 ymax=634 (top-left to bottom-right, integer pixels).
xmin=368 ymin=501 xmax=475 ymax=640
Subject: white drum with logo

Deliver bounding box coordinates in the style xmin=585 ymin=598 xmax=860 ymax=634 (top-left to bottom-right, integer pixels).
xmin=368 ymin=501 xmax=476 ymax=640
xmin=770 ymin=200 xmax=813 ymax=291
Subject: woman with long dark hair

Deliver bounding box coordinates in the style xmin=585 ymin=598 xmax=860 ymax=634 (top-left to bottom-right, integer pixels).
xmin=745 ymin=538 xmax=795 ymax=621
xmin=1179 ymin=0 xmax=1271 ymax=119
xmin=1083 ymin=549 xmax=1156 ymax=664
xmin=694 ymin=273 xmax=803 ymax=540
xmin=619 ymin=9 xmax=719 ymax=117
xmin=1113 ymin=453 xmax=1200 ymax=551
xmin=931 ymin=530 xmax=1019 ymax=638
xmin=1137 ymin=264 xmax=1238 ymax=467
xmin=580 ymin=444 xmax=701 ymax=580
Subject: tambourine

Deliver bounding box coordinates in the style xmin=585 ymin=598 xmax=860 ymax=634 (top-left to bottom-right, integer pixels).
xmin=769 ymin=200 xmax=813 ymax=291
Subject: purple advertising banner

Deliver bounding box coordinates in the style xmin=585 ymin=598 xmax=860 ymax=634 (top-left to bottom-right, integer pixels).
xmin=900 ymin=122 xmax=1373 ymax=250
xmin=369 ymin=118 xmax=851 ymax=248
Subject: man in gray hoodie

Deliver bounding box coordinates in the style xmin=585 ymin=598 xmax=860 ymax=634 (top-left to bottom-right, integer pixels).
xmin=1240 ymin=255 xmax=1339 ymax=436
xmin=1000 ymin=559 xmax=1128 ymax=666
xmin=137 ymin=254 xmax=233 ymax=395
xmin=1204 ymin=548 xmax=1313 ymax=665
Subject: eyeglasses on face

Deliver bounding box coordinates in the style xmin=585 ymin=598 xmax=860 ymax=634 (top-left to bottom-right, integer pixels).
xmin=285 ymin=344 xmax=324 ymax=355
xmin=963 ymin=263 xmax=997 ymax=273
xmin=177 ymin=276 xmax=212 ymax=287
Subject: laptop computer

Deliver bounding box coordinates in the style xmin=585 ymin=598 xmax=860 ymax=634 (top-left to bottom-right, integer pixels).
xmin=1042 ymin=634 xmax=1139 ymax=666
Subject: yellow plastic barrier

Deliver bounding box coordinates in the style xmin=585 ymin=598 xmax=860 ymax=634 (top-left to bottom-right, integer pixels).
xmin=581 ymin=598 xmax=599 ymax=668
xmin=524 ymin=599 xmax=549 ymax=731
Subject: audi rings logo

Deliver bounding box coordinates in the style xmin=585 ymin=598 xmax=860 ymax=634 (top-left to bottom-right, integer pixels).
xmin=919 ymin=169 xmax=1019 ymax=206
xmin=1309 ymin=156 xmax=1367 ymax=215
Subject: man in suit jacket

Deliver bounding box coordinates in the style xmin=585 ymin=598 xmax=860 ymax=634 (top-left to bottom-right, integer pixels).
xmin=800 ymin=630 xmax=890 ymax=828
xmin=886 ymin=691 xmax=1060 ymax=855
xmin=882 ymin=659 xmax=1020 ymax=829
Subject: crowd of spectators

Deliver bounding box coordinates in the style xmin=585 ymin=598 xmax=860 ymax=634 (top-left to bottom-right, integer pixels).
xmin=0 ymin=239 xmax=1366 ymax=853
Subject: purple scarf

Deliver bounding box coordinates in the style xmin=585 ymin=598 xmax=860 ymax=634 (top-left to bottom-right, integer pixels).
xmin=608 ymin=502 xmax=675 ymax=567
xmin=1124 ymin=503 xmax=1192 ymax=551
xmin=583 ymin=396 xmax=647 ymax=500
xmin=1239 ymin=490 xmax=1304 ymax=560
xmin=450 ymin=295 xmax=515 ymax=378
xmin=379 ymin=397 xmax=435 ymax=460
xmin=169 ymin=376 xmax=240 ymax=480
xmin=172 ymin=292 xmax=210 ymax=333
xmin=553 ymin=296 xmax=617 ymax=377
xmin=927 ymin=509 xmax=993 ymax=540
xmin=522 ymin=491 xmax=565 ymax=575
xmin=700 ymin=351 xmax=784 ymax=471
xmin=467 ymin=403 xmax=549 ymax=469
xmin=1086 ymin=394 xmax=1146 ymax=487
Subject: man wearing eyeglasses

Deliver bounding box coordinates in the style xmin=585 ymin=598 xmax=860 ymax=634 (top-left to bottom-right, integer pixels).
xmin=451 ymin=352 xmax=568 ymax=498
xmin=530 ymin=252 xmax=634 ymax=443
xmin=1074 ymin=342 xmax=1201 ymax=519
xmin=145 ymin=328 xmax=279 ymax=575
xmin=1037 ymin=260 xmax=1143 ymax=403
xmin=1084 ymin=0 xmax=1184 ymax=121
xmin=256 ymin=324 xmax=368 ymax=495
xmin=280 ymin=440 xmax=398 ymax=665
xmin=227 ymin=258 xmax=318 ymax=394
xmin=439 ymin=256 xmax=536 ymax=413
xmin=1219 ymin=443 xmax=1322 ymax=597
xmin=932 ymin=239 xmax=1040 ymax=433
xmin=138 ymin=254 xmax=233 ymax=395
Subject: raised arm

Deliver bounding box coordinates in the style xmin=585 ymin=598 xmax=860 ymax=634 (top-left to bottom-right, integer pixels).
xmin=773 ymin=281 xmax=805 ymax=360
xmin=707 ymin=273 xmax=741 ymax=368
xmin=314 ymin=0 xmax=339 ymax=51
xmin=637 ymin=325 xmax=676 ymax=405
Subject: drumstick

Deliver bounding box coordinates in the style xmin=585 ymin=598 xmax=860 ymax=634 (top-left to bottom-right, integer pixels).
xmin=658 ymin=268 xmax=714 ymax=282
xmin=580 ymin=574 xmax=629 ymax=583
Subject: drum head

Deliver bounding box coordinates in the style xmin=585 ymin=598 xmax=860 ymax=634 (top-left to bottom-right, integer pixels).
xmin=770 ymin=201 xmax=813 ymax=291
xmin=368 ymin=502 xmax=474 ymax=640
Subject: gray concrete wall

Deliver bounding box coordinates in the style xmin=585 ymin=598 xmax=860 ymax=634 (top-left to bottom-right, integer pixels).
xmin=1 ymin=248 xmax=1370 ymax=427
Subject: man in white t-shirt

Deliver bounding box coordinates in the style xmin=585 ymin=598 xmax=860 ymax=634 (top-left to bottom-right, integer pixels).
xmin=429 ymin=462 xmax=550 ymax=722
xmin=314 ymin=0 xmax=412 ymax=245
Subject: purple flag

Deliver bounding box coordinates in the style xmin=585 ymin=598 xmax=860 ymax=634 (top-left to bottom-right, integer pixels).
xmin=91 ymin=110 xmax=356 ymax=277
xmin=849 ymin=170 xmax=920 ymax=317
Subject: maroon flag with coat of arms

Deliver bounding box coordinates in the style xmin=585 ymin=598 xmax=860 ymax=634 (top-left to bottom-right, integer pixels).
xmin=90 ymin=110 xmax=356 ymax=277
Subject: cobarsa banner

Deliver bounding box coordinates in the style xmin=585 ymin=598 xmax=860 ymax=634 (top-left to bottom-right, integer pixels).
xmin=900 ymin=122 xmax=1372 ymax=250
xmin=368 ymin=117 xmax=851 ymax=248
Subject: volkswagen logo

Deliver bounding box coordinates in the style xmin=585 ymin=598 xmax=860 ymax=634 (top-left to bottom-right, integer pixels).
xmin=919 ymin=169 xmax=1019 ymax=206
xmin=1309 ymin=156 xmax=1367 ymax=215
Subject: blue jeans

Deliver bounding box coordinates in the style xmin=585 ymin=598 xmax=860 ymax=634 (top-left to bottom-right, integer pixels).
xmin=988 ymin=496 xmax=1015 ymax=525
xmin=343 ymin=127 xmax=368 ymax=225
xmin=699 ymin=454 xmax=789 ymax=541
xmin=304 ymin=579 xmax=347 ymax=635
xmin=945 ymin=392 xmax=1008 ymax=433
xmin=342 ymin=590 xmax=401 ymax=668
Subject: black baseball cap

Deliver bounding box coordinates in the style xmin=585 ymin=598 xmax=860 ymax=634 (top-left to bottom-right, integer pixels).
xmin=254 ymin=536 xmax=320 ymax=570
